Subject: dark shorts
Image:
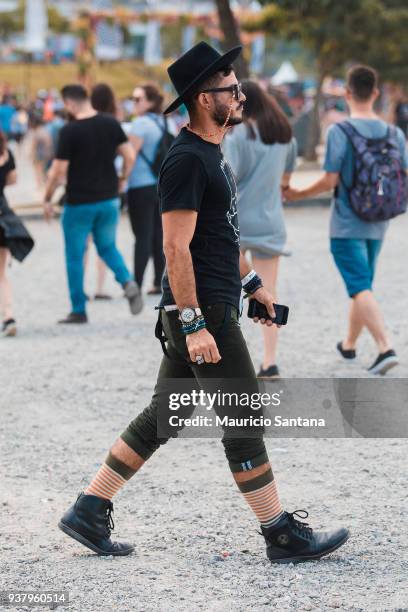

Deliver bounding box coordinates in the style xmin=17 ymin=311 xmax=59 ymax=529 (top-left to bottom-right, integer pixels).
xmin=120 ymin=303 xmax=268 ymax=470
xmin=330 ymin=238 xmax=383 ymax=297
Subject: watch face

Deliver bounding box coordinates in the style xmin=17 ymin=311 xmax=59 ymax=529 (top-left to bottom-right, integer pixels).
xmin=181 ymin=308 xmax=195 ymax=323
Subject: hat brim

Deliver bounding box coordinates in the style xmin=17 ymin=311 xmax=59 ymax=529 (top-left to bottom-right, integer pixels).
xmin=163 ymin=45 xmax=242 ymax=115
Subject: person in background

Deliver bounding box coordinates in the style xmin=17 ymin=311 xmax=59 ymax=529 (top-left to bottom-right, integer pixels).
xmin=394 ymin=94 xmax=408 ymax=138
xmin=224 ymin=80 xmax=297 ymax=379
xmin=43 ymin=93 xmax=55 ymax=124
xmin=0 ymin=96 xmax=16 ymax=138
xmin=0 ymin=132 xmax=17 ymax=336
xmin=268 ymin=85 xmax=294 ymax=119
xmin=88 ymin=83 xmax=121 ymax=301
xmin=321 ymin=97 xmax=349 ymax=140
xmin=121 ymin=96 xmax=134 ymax=122
xmin=127 ymin=84 xmax=167 ymax=295
xmin=91 ymin=83 xmax=117 ymax=117
xmin=30 ymin=115 xmax=53 ymax=190
xmin=0 ymin=131 xmax=34 ymax=337
xmin=285 ymin=65 xmax=408 ymax=375
xmin=46 ymin=109 xmax=66 ymax=157
xmin=9 ymin=106 xmax=29 ymax=147
xmin=43 ymin=84 xmax=141 ymax=324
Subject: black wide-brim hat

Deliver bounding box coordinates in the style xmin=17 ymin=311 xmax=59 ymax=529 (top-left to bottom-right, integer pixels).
xmin=164 ymin=41 xmax=242 ymax=115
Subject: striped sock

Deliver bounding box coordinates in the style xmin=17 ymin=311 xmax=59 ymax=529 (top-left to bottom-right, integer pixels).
xmin=237 ymin=467 xmax=284 ymax=528
xmin=84 ymin=452 xmax=136 ymax=500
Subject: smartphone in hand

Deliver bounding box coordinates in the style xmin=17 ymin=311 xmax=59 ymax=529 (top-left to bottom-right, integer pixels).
xmin=247 ymin=299 xmax=289 ymax=325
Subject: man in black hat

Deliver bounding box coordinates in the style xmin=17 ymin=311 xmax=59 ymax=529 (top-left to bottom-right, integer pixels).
xmin=58 ymin=42 xmax=349 ymax=564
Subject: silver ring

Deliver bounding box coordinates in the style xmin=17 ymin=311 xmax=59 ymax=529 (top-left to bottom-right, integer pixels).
xmin=195 ymin=355 xmax=204 ymax=365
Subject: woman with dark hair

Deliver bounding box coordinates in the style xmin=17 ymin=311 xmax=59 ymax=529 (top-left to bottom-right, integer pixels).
xmin=224 ymin=80 xmax=298 ymax=379
xmin=88 ymin=83 xmax=120 ymax=300
xmin=0 ymin=130 xmax=34 ymax=337
xmin=91 ymin=83 xmax=118 ymax=117
xmin=127 ymin=83 xmax=172 ymax=295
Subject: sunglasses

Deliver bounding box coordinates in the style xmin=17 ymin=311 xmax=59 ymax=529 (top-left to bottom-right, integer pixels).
xmin=133 ymin=96 xmax=145 ymax=103
xmin=200 ymin=82 xmax=242 ymax=101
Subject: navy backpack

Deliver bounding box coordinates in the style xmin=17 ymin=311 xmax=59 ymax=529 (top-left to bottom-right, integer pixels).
xmin=337 ymin=121 xmax=408 ymax=222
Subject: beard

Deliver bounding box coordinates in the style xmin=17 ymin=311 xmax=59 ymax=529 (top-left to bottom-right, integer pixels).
xmin=212 ymin=99 xmax=244 ymax=127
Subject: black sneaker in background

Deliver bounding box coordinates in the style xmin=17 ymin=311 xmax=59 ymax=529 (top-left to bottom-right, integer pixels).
xmin=1 ymin=318 xmax=17 ymax=337
xmin=336 ymin=341 xmax=356 ymax=360
xmin=257 ymin=365 xmax=280 ymax=379
xmin=58 ymin=312 xmax=88 ymax=325
xmin=261 ymin=509 xmax=350 ymax=564
xmin=367 ymin=349 xmax=398 ymax=375
xmin=94 ymin=293 xmax=112 ymax=301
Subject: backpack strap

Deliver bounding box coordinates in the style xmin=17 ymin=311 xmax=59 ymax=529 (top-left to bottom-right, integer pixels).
xmin=332 ymin=122 xmax=361 ymax=195
xmin=336 ymin=120 xmax=357 ymax=136
xmin=139 ymin=149 xmax=154 ymax=169
xmin=336 ymin=121 xmax=369 ymax=155
xmin=147 ymin=113 xmax=167 ymax=134
xmin=138 ymin=114 xmax=167 ymax=169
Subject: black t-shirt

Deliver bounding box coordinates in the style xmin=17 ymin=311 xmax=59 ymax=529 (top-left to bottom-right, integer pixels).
xmin=0 ymin=149 xmax=15 ymax=197
xmin=159 ymin=128 xmax=241 ymax=310
xmin=56 ymin=114 xmax=127 ymax=205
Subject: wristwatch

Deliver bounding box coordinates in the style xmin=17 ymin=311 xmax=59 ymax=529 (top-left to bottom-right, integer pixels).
xmin=179 ymin=307 xmax=202 ymax=324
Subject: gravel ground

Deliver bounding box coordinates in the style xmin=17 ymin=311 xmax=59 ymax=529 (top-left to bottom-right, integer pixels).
xmin=1 ymin=208 xmax=407 ymax=612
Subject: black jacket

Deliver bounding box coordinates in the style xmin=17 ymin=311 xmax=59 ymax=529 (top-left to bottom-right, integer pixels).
xmin=0 ymin=197 xmax=34 ymax=262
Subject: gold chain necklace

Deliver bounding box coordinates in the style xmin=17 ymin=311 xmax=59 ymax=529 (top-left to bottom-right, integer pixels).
xmin=186 ymin=99 xmax=233 ymax=140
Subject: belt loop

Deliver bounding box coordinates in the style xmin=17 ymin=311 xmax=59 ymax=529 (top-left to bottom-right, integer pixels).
xmin=154 ymin=309 xmax=170 ymax=358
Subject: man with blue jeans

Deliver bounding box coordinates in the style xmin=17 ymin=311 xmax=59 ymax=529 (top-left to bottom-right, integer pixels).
xmin=286 ymin=65 xmax=408 ymax=375
xmin=43 ymin=84 xmax=143 ymax=323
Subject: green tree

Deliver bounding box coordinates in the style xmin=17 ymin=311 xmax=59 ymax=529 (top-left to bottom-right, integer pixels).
xmin=0 ymin=0 xmax=70 ymax=41
xmin=47 ymin=5 xmax=70 ymax=34
xmin=214 ymin=0 xmax=249 ymax=79
xmin=245 ymin=0 xmax=408 ymax=159
xmin=0 ymin=8 xmax=21 ymax=40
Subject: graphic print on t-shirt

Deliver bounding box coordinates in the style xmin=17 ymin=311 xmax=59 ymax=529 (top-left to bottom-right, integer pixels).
xmin=220 ymin=157 xmax=240 ymax=243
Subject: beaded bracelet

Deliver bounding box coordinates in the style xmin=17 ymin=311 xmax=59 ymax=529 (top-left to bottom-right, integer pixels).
xmin=181 ymin=316 xmax=207 ymax=336
xmin=242 ymin=270 xmax=263 ymax=295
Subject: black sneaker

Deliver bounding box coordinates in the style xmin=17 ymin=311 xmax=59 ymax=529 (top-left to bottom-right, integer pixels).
xmin=336 ymin=341 xmax=356 ymax=360
xmin=58 ymin=312 xmax=88 ymax=324
xmin=261 ymin=510 xmax=349 ymax=564
xmin=94 ymin=293 xmax=112 ymax=301
xmin=123 ymin=280 xmax=143 ymax=315
xmin=257 ymin=365 xmax=280 ymax=379
xmin=1 ymin=318 xmax=17 ymax=337
xmin=58 ymin=493 xmax=134 ymax=556
xmin=367 ymin=349 xmax=398 ymax=375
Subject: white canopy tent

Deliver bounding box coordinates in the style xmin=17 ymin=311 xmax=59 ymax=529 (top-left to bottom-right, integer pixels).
xmin=271 ymin=61 xmax=299 ymax=85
